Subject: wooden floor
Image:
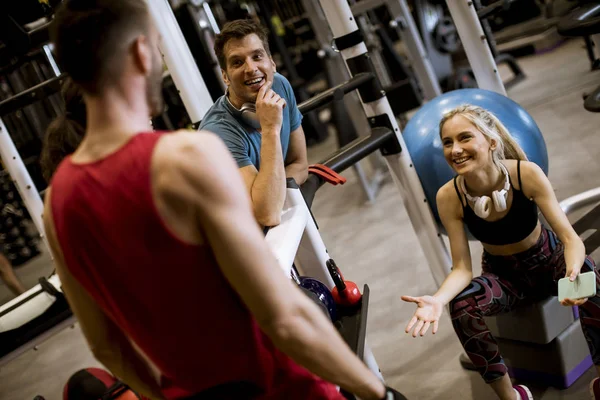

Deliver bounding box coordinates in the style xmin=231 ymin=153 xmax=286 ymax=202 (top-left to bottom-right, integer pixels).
xmin=1 ymin=38 xmax=600 ymax=400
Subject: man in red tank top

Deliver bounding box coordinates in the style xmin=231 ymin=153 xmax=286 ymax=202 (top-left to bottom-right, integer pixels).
xmin=43 ymin=1 xmax=404 ymax=399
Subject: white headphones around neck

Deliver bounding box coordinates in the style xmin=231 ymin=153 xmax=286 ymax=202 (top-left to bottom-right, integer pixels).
xmin=459 ymin=163 xmax=510 ymax=219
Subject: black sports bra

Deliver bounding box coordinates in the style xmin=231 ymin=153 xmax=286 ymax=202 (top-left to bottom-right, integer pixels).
xmin=453 ymin=160 xmax=538 ymax=245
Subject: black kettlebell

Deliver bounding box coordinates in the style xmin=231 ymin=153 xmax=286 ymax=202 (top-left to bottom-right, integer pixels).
xmin=300 ymin=286 xmax=330 ymax=319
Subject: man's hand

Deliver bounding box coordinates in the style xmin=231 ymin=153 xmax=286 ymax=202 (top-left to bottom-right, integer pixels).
xmin=255 ymin=80 xmax=286 ymax=132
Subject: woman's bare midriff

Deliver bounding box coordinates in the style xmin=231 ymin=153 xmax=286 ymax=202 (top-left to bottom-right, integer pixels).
xmin=481 ymin=222 xmax=542 ymax=256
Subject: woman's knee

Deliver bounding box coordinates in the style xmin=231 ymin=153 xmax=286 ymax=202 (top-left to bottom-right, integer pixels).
xmin=450 ymin=278 xmax=489 ymax=318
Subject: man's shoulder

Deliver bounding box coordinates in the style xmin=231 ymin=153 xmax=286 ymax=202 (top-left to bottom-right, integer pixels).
xmin=273 ymin=72 xmax=293 ymax=95
xmin=199 ymin=97 xmax=228 ymax=125
xmin=200 ymin=98 xmax=246 ymax=137
xmin=152 ymin=131 xmax=238 ymax=205
xmin=155 ymin=130 xmax=227 ymax=171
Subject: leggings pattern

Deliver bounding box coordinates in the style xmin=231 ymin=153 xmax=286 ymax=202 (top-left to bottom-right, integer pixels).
xmin=450 ymin=227 xmax=600 ymax=383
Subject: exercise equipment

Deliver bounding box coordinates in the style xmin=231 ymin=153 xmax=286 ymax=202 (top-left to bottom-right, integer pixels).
xmin=474 ymin=0 xmax=527 ymax=90
xmin=299 ymin=286 xmax=332 ymax=319
xmin=299 ymin=0 xmax=395 ymax=202
xmin=0 ymin=171 xmax=40 ymax=267
xmin=401 ymin=88 xmax=549 ymax=225
xmin=173 ymin=1 xmax=226 ymax=102
xmin=413 ymin=0 xmax=456 ymax=89
xmin=327 ymin=260 xmax=362 ymax=308
xmin=63 ymin=367 xmax=141 ymax=400
xmin=432 ymin=15 xmax=461 ymax=54
xmin=298 ymin=276 xmax=338 ymax=321
xmin=557 ymin=1 xmax=600 ymax=112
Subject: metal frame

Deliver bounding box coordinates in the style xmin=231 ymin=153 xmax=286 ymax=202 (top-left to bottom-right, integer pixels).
xmin=147 ymin=0 xmax=214 ymax=123
xmin=265 ymin=185 xmax=383 ymax=379
xmin=316 ymin=0 xmax=452 ymax=288
xmin=0 ymin=119 xmax=48 ymax=252
xmin=445 ymin=0 xmax=506 ymax=95
xmin=301 ymin=0 xmax=388 ymax=203
xmin=349 ymin=0 xmax=442 ymax=100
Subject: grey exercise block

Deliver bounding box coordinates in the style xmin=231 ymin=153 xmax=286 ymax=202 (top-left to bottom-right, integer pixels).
xmin=484 ymin=296 xmax=574 ymax=344
xmin=497 ymin=320 xmax=592 ymax=386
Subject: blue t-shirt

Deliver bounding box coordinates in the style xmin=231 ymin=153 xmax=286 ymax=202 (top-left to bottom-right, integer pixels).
xmin=199 ymin=72 xmax=303 ymax=170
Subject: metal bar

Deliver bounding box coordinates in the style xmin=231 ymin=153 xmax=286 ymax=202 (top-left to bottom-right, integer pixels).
xmin=322 ymin=127 xmax=393 ymax=172
xmin=445 ymin=0 xmax=506 ymax=95
xmin=477 ymin=0 xmax=512 ymax=20
xmin=300 ymin=127 xmax=394 ymax=206
xmin=0 ymin=75 xmax=65 ymax=117
xmin=350 ymin=0 xmax=386 ymax=16
xmin=560 ymin=187 xmax=600 ymax=216
xmin=43 ymin=44 xmax=61 ymax=77
xmin=202 ymin=1 xmax=220 ymax=34
xmin=298 ymin=72 xmax=374 ymax=114
xmin=0 ymin=118 xmax=48 ymax=251
xmin=264 ymin=186 xmax=310 ymax=277
xmin=387 ymin=0 xmax=442 ymax=100
xmin=146 ymin=0 xmax=214 ymax=123
xmin=294 ymin=213 xmax=336 ymax=289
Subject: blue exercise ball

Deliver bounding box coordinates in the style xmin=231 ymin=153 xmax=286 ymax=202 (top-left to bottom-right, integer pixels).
xmin=402 ymin=88 xmax=549 ymax=229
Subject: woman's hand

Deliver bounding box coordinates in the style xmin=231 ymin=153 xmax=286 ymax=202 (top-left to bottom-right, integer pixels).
xmin=401 ymin=295 xmax=444 ymax=337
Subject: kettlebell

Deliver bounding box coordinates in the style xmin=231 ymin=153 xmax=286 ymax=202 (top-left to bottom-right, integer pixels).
xmin=299 ymin=276 xmax=338 ymax=321
xmin=326 ymin=259 xmax=361 ymax=307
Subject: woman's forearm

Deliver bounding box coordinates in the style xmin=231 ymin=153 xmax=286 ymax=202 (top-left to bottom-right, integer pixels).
xmin=563 ymin=236 xmax=587 ymax=277
xmin=433 ymin=268 xmax=473 ymax=305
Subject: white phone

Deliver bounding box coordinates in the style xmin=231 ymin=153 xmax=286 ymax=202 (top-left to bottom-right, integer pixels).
xmin=558 ymin=271 xmax=597 ymax=302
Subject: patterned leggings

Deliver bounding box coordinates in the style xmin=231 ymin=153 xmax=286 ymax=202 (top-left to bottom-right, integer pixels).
xmin=449 ymin=226 xmax=600 ymax=383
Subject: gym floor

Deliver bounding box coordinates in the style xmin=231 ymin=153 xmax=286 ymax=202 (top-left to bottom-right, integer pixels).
xmin=1 ymin=38 xmax=600 ymax=400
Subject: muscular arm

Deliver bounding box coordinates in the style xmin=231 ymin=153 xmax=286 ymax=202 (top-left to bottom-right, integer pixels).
xmin=432 ymin=184 xmax=474 ymax=305
xmin=284 ymin=126 xmax=308 ymax=185
xmin=43 ymin=190 xmax=165 ymax=400
xmin=239 ymin=125 xmax=286 ymax=227
xmin=523 ymin=161 xmax=587 ymax=279
xmin=166 ymin=131 xmax=385 ymax=400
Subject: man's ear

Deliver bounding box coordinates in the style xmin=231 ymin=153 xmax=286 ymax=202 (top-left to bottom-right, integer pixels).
xmin=132 ymin=35 xmax=152 ymax=76
xmin=221 ymin=69 xmax=230 ymax=87
xmin=270 ymin=56 xmax=276 ymax=72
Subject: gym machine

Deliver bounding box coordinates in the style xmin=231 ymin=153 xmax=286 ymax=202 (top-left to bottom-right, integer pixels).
xmin=172 ymin=0 xmax=226 ymax=102
xmin=557 ymin=1 xmax=600 ymax=112
xmin=300 ymin=0 xmax=391 ymax=203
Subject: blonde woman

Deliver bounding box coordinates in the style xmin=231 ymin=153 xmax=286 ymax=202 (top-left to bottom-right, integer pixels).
xmin=401 ymin=105 xmax=600 ymax=400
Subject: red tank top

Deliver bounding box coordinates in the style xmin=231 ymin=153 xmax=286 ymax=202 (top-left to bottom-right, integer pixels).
xmin=50 ymin=132 xmax=343 ymax=400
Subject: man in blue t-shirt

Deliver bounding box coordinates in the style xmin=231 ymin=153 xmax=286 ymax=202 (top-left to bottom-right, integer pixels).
xmin=199 ymin=19 xmax=308 ymax=227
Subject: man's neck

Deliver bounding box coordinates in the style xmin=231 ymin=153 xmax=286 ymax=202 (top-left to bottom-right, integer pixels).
xmin=74 ymin=91 xmax=153 ymax=162
xmin=226 ymin=91 xmax=247 ymax=110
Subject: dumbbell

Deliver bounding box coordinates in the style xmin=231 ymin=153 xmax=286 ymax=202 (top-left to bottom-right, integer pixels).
xmin=326 ymin=259 xmax=361 ymax=308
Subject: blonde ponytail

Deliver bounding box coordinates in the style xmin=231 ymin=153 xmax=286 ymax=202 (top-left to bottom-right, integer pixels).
xmin=439 ymin=104 xmax=528 ymax=168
